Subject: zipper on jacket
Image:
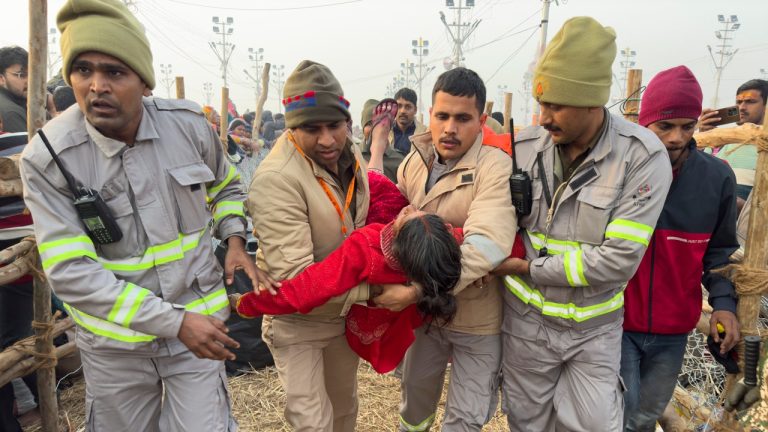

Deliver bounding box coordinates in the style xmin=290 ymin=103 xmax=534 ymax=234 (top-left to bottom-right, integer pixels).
xmin=647 ymin=235 xmax=656 ymax=333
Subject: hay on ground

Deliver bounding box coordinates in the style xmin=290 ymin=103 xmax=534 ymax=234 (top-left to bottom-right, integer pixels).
xmin=24 ymin=363 xmax=511 ymax=431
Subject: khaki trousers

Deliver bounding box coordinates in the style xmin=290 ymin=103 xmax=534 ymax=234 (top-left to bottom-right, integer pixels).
xmin=262 ymin=314 xmax=359 ymax=432
xmin=501 ymin=307 xmax=624 ymax=432
xmin=79 ymin=347 xmax=235 ymax=432
xmin=399 ymin=326 xmax=501 ymax=432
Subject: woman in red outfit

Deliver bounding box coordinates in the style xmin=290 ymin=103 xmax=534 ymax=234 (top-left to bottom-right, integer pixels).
xmin=233 ymin=100 xmax=464 ymax=373
xmin=234 ymin=168 xmax=463 ymax=372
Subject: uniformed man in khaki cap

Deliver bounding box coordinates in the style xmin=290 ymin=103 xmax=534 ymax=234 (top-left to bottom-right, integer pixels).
xmin=20 ymin=0 xmax=274 ymax=430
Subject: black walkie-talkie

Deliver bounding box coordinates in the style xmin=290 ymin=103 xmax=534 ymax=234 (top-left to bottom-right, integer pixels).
xmin=509 ymin=119 xmax=532 ymax=216
xmin=37 ymin=130 xmax=123 ymax=244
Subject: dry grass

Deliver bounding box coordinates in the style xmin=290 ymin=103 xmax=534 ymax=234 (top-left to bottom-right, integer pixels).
xmin=25 ymin=363 xmax=511 ymax=431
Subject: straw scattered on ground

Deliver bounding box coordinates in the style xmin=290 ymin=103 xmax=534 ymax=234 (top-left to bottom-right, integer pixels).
xmin=25 ymin=363 xmax=511 ymax=431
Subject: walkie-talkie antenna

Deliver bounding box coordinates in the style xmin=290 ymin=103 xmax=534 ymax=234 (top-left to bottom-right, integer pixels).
xmin=37 ymin=130 xmax=81 ymax=197
xmin=510 ymin=118 xmax=520 ymax=173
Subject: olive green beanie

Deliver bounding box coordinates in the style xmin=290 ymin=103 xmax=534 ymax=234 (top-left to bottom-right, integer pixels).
xmin=282 ymin=60 xmax=350 ymax=129
xmin=533 ymin=16 xmax=616 ymax=107
xmin=361 ymin=99 xmax=379 ymax=127
xmin=57 ymin=0 xmax=155 ymax=89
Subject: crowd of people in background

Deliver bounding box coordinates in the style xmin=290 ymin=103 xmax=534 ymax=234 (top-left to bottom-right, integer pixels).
xmin=0 ymin=0 xmax=766 ymax=431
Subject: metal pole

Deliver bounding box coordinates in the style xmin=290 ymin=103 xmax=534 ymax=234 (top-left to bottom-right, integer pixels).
xmin=532 ymin=0 xmax=552 ymax=122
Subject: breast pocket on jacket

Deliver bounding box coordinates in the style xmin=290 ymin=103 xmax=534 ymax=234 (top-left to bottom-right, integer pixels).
xmin=574 ymin=185 xmax=619 ymax=246
xmin=96 ymin=180 xmax=142 ymax=259
xmin=168 ymin=161 xmax=216 ymax=234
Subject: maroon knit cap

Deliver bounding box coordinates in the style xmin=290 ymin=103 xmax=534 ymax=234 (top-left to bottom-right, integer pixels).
xmin=639 ymin=66 xmax=702 ymax=127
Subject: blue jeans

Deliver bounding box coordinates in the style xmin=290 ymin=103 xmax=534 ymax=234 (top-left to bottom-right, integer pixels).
xmin=620 ymin=331 xmax=688 ymax=432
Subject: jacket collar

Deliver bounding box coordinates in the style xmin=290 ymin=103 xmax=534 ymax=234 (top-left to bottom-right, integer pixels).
xmin=0 ymin=87 xmax=26 ymax=108
xmin=84 ymin=105 xmax=159 ymax=158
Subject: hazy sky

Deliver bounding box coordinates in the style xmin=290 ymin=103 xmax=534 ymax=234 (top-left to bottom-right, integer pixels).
xmin=3 ymin=0 xmax=767 ymax=126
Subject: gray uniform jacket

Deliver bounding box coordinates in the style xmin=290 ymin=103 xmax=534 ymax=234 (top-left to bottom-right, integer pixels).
xmin=506 ymin=112 xmax=672 ymax=331
xmin=20 ymin=98 xmax=247 ymax=356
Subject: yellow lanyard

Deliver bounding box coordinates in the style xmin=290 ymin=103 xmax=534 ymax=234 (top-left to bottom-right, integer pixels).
xmin=288 ymin=132 xmax=359 ymax=235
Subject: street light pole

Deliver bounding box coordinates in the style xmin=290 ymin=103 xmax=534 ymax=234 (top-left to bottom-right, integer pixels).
xmin=412 ymin=37 xmax=432 ymax=113
xmin=248 ymin=47 xmax=264 ymax=99
xmin=203 ymin=82 xmax=213 ymax=106
xmin=439 ymin=0 xmax=480 ymax=69
xmin=708 ymin=14 xmax=740 ymax=107
xmin=210 ymin=16 xmax=235 ymax=88
xmin=272 ymin=64 xmax=286 ymax=113
xmin=160 ymin=63 xmax=173 ymax=98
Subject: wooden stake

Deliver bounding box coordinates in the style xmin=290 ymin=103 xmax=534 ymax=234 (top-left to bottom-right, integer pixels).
xmin=29 ymin=1 xmax=58 ymax=429
xmin=219 ymin=87 xmax=229 ymax=144
xmin=484 ymin=101 xmax=494 ymax=116
xmin=32 ymin=259 xmax=58 ymax=431
xmin=503 ymin=92 xmax=513 ymax=133
xmin=175 ymin=76 xmax=185 ymax=99
xmin=623 ymin=69 xmax=642 ymax=123
xmin=252 ymin=63 xmax=271 ymax=138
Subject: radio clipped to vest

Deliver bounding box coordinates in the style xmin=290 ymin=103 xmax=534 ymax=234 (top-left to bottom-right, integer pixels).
xmin=37 ymin=130 xmax=122 ymax=244
xmin=508 ymin=118 xmax=532 ymax=216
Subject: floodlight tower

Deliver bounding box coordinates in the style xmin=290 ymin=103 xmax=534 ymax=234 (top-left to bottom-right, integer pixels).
xmin=439 ymin=0 xmax=480 ymax=69
xmin=160 ymin=63 xmax=173 ymax=98
xmin=708 ymin=14 xmax=740 ymax=107
xmin=209 ymin=16 xmax=235 ymax=88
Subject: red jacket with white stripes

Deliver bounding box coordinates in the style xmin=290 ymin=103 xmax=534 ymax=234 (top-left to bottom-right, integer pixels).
xmin=623 ymin=140 xmax=739 ymax=334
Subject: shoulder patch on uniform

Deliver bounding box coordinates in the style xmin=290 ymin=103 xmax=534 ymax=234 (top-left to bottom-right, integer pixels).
xmin=611 ymin=115 xmax=665 ymax=155
xmin=151 ymin=97 xmax=203 ymax=115
xmin=461 ymin=172 xmax=474 ymax=184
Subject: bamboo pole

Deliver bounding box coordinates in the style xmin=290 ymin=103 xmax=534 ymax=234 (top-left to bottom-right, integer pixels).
xmin=623 ymin=69 xmax=642 ymax=123
xmin=0 ymin=317 xmax=73 ymax=386
xmin=252 ymin=63 xmax=271 ymax=137
xmin=484 ymin=101 xmax=494 ymax=116
xmin=32 ymin=259 xmax=58 ymax=431
xmin=219 ymin=87 xmax=229 ymax=144
xmin=721 ymin=107 xmax=768 ymax=428
xmin=175 ymin=76 xmax=185 ymax=99
xmin=29 ymin=1 xmax=59 ymax=429
xmin=0 ymin=154 xmax=21 ymax=180
xmin=503 ymin=92 xmax=513 ymax=133
xmin=0 ymin=341 xmax=76 ymax=391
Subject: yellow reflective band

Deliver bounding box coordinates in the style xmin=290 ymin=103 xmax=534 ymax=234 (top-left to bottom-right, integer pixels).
xmin=526 ymin=230 xmax=581 ymax=255
xmin=399 ymin=414 xmax=435 ymax=432
xmin=39 ymin=236 xmax=97 ymax=270
xmin=206 ymin=165 xmax=240 ymax=202
xmin=66 ymin=287 xmax=228 ymax=344
xmin=605 ymin=219 xmax=653 ymax=247
xmin=213 ymin=201 xmax=245 ymax=224
xmin=99 ymin=231 xmax=205 ymax=274
xmin=107 ymin=283 xmax=151 ymax=327
xmin=64 ymin=303 xmax=156 ymax=343
xmin=185 ymin=288 xmax=228 ymax=316
xmin=504 ymin=275 xmax=623 ymax=322
xmin=564 ymin=250 xmax=588 ymax=287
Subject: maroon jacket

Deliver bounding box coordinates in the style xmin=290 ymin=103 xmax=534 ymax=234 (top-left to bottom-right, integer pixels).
xmin=624 ymin=140 xmax=738 ymax=334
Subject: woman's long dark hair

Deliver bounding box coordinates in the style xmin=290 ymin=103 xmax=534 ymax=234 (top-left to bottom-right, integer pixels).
xmin=392 ymin=214 xmax=461 ymax=324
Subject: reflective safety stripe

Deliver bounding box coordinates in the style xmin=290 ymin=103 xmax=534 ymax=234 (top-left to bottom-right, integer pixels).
xmin=605 ymin=219 xmax=653 ymax=247
xmin=64 ymin=303 xmax=156 ymax=343
xmin=399 ymin=414 xmax=435 ymax=432
xmin=185 ymin=288 xmax=229 ymax=316
xmin=212 ymin=201 xmax=245 ymax=224
xmin=564 ymin=250 xmax=588 ymax=287
xmin=39 ymin=236 xmax=97 ymax=270
xmin=526 ymin=230 xmax=581 ymax=255
xmin=504 ymin=275 xmax=624 ymax=322
xmin=65 ymin=287 xmax=228 ymax=343
xmin=107 ymin=283 xmax=151 ymax=327
xmin=99 ymin=231 xmax=205 ymax=274
xmin=206 ymin=165 xmax=240 ymax=202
